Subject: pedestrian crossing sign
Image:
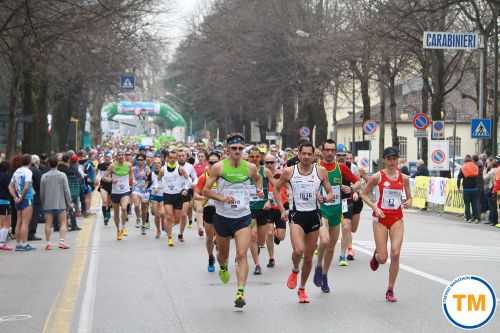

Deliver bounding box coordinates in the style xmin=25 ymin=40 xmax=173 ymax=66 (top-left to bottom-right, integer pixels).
xmin=470 ymin=119 xmax=491 ymax=139
xmin=120 ymin=75 xmax=135 ymax=90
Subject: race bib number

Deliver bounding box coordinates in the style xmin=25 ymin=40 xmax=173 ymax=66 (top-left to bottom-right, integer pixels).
xmin=248 ymin=185 xmax=259 ymax=202
xmin=296 ymin=182 xmax=314 ymax=203
xmin=268 ymin=191 xmax=274 ymax=202
xmin=224 ymin=190 xmax=247 ymax=210
xmin=323 ymin=185 xmax=341 ymax=206
xmin=381 ymin=189 xmax=402 ymax=210
xmin=342 ymin=199 xmax=349 ymax=213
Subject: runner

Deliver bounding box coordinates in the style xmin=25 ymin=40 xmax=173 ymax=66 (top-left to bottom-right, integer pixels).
xmin=247 ymin=147 xmax=272 ymax=275
xmin=106 ymin=151 xmax=133 ymax=241
xmin=8 ymin=154 xmax=36 ymax=251
xmin=177 ymin=149 xmax=198 ymax=239
xmin=194 ymin=151 xmax=221 ymax=272
xmin=193 ymin=150 xmax=209 ymax=234
xmin=336 ymin=147 xmax=361 ymax=266
xmin=361 ymin=147 xmax=412 ymax=302
xmin=202 ymin=133 xmax=263 ymax=311
xmin=132 ymin=153 xmax=151 ymax=235
xmin=273 ymin=141 xmax=334 ymax=303
xmin=97 ymin=152 xmax=113 ymax=225
xmin=162 ymin=149 xmax=191 ymax=247
xmin=345 ymin=152 xmax=365 ymax=261
xmin=263 ymin=153 xmax=288 ymax=267
xmin=314 ymin=140 xmax=360 ymax=292
xmin=150 ymin=157 xmax=166 ymax=239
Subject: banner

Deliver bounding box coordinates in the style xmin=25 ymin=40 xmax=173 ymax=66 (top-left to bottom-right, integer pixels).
xmin=412 ymin=176 xmax=430 ymax=209
xmin=428 ymin=177 xmax=447 ymax=204
xmin=444 ymin=179 xmax=465 ymax=214
xmin=428 ymin=140 xmax=449 ymax=171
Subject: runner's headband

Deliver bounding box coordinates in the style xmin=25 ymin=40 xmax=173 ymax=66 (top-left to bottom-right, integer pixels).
xmin=227 ymin=135 xmax=245 ymax=145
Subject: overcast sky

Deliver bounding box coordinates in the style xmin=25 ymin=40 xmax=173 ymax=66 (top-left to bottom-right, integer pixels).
xmin=166 ymin=0 xmax=201 ymax=47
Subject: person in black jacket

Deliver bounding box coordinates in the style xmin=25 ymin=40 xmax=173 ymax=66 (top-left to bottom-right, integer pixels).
xmin=415 ymin=159 xmax=430 ymax=177
xmin=457 ymin=155 xmax=481 ymax=223
xmin=0 ymin=161 xmax=13 ymax=250
xmin=29 ymin=155 xmax=43 ymax=241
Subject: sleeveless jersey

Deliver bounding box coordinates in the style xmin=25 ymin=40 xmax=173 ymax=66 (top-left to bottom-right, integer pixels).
xmin=374 ymin=170 xmax=404 ymax=221
xmin=150 ymin=171 xmax=164 ymax=197
xmin=133 ymin=165 xmax=148 ymax=193
xmin=320 ymin=162 xmax=342 ymax=218
xmin=289 ymin=164 xmax=322 ymax=212
xmin=250 ymin=165 xmax=269 ymax=212
xmin=215 ymin=159 xmax=251 ymax=218
xmin=162 ymin=164 xmax=186 ymax=195
xmin=112 ymin=163 xmax=130 ymax=194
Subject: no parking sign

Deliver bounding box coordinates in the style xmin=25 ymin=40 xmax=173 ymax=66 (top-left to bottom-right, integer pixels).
xmin=429 ymin=140 xmax=449 ymax=171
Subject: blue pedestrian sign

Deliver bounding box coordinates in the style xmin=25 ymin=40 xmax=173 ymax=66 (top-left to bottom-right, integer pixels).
xmin=363 ymin=120 xmax=377 ymax=135
xmin=471 ymin=119 xmax=491 ymax=139
xmin=120 ymin=75 xmax=135 ymax=90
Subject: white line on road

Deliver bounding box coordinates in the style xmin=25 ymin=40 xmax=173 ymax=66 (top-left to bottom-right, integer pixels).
xmin=353 ymin=243 xmax=451 ymax=286
xmin=77 ymin=220 xmax=101 ymax=333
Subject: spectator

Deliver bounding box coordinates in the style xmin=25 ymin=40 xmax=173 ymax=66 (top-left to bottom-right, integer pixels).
xmin=399 ymin=160 xmax=410 ymax=176
xmin=28 ymin=155 xmax=43 ymax=241
xmin=58 ymin=153 xmax=82 ymax=231
xmin=0 ymin=161 xmax=13 ymax=251
xmin=457 ymin=155 xmax=481 ymax=223
xmin=40 ymin=155 xmax=72 ymax=250
xmin=484 ymin=158 xmax=498 ymax=226
xmin=8 ymin=154 xmax=36 ymax=251
xmin=79 ymin=150 xmax=95 ymax=217
xmin=415 ymin=159 xmax=430 ymax=177
xmin=473 ymin=154 xmax=487 ymax=216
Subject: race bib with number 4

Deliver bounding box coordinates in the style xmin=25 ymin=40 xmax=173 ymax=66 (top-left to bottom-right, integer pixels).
xmin=342 ymin=199 xmax=349 ymax=213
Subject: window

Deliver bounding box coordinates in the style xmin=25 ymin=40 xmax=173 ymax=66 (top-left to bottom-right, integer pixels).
xmin=447 ymin=136 xmax=461 ymax=158
xmin=397 ymin=136 xmax=407 ymax=160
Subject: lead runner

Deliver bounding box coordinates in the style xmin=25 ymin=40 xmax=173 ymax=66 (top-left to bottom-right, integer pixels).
xmin=361 ymin=147 xmax=412 ymax=302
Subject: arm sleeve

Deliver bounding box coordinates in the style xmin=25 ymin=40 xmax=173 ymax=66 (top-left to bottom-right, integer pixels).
xmin=340 ymin=164 xmax=359 ymax=184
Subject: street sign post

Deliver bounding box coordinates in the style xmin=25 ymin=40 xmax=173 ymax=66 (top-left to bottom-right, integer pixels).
xmin=120 ymin=75 xmax=135 ymax=90
xmin=471 ymin=119 xmax=492 ymax=139
xmin=413 ymin=113 xmax=431 ymax=130
xmin=429 ymin=140 xmax=450 ymax=171
xmin=431 ymin=120 xmax=445 ymax=140
xmin=299 ymin=126 xmax=311 ymax=138
xmin=362 ymin=120 xmax=377 ymax=135
xmin=423 ymin=32 xmax=479 ymax=50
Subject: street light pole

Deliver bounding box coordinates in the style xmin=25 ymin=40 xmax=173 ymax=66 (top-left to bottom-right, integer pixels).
xmin=493 ymin=6 xmax=499 ymax=156
xmin=352 ymin=72 xmax=356 ymax=156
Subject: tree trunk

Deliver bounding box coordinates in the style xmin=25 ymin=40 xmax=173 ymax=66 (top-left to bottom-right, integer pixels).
xmin=22 ymin=67 xmax=35 ymax=153
xmin=379 ymin=81 xmax=386 ymax=171
xmin=6 ymin=64 xmax=20 ymax=158
xmin=282 ymin=87 xmax=298 ymax=147
xmin=389 ymin=72 xmax=398 ymax=147
xmin=35 ymin=64 xmax=49 ymax=154
xmin=332 ymin=83 xmax=339 ymax=142
xmin=90 ymin=88 xmax=104 ymax=146
xmin=360 ymin=75 xmax=371 ymax=122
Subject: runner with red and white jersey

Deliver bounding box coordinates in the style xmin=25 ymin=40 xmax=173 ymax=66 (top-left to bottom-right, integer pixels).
xmin=361 ymin=147 xmax=412 ymax=303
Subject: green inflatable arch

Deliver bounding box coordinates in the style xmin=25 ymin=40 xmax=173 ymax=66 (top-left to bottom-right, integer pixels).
xmin=103 ymin=101 xmax=186 ymax=128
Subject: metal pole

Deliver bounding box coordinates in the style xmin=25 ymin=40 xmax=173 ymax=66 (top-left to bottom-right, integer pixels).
xmin=352 ymin=73 xmax=356 ymax=156
xmin=479 ymin=35 xmax=486 ymax=152
xmin=453 ymin=104 xmax=457 ymax=177
xmin=493 ymin=10 xmax=499 ymax=156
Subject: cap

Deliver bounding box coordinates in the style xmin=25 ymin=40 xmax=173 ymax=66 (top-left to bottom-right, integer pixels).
xmin=336 ymin=144 xmax=347 ymax=155
xmin=70 ymin=154 xmax=79 ymax=163
xmin=383 ymin=147 xmax=400 ymax=158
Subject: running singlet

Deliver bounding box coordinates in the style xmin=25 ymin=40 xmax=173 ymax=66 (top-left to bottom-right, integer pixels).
xmin=374 ymin=170 xmax=404 ymax=226
xmin=11 ymin=166 xmax=33 ymax=201
xmin=133 ymin=166 xmax=148 ymax=193
xmin=215 ymin=159 xmax=251 ymax=219
xmin=196 ymin=171 xmax=217 ymax=207
xmin=150 ymin=171 xmax=164 ymax=196
xmin=289 ymin=164 xmax=321 ymax=212
xmin=319 ymin=162 xmax=342 ymax=216
xmin=162 ymin=164 xmax=186 ymax=194
xmin=112 ymin=163 xmax=130 ymax=194
xmin=98 ymin=162 xmax=112 ymax=184
xmin=249 ymin=166 xmax=268 ymax=211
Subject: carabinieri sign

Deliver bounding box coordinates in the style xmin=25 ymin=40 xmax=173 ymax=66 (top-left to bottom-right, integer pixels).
xmin=423 ymin=32 xmax=479 ymax=50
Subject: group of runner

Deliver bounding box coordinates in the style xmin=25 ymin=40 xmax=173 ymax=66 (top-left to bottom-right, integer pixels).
xmin=91 ymin=134 xmax=411 ymax=311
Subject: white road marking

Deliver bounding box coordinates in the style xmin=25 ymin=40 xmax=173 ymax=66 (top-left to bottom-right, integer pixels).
xmin=77 ymin=221 xmax=101 ymax=333
xmin=0 ymin=314 xmax=32 ymax=323
xmin=353 ymin=243 xmax=452 ymax=286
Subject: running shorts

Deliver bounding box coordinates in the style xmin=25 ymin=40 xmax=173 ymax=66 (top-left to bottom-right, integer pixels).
xmin=214 ymin=213 xmax=251 ymax=238
xmin=164 ymin=193 xmax=183 ymax=210
xmin=289 ymin=210 xmax=321 ymax=234
xmin=111 ymin=192 xmax=131 ymax=204
xmin=267 ymin=209 xmax=286 ymax=229
xmin=203 ymin=206 xmax=216 ymax=225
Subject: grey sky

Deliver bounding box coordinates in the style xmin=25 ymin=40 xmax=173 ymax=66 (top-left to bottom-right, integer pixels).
xmin=167 ymin=0 xmax=201 ymax=42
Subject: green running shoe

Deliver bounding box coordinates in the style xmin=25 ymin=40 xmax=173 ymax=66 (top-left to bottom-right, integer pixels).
xmin=234 ymin=291 xmax=246 ymax=311
xmin=219 ymin=267 xmax=230 ymax=284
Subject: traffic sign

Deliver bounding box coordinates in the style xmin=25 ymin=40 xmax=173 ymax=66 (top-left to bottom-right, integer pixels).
xmin=413 ymin=113 xmax=431 ymax=130
xmin=120 ymin=75 xmax=135 ymax=90
xmin=423 ymin=32 xmax=479 ymax=50
xmin=471 ymin=119 xmax=491 ymax=139
xmin=414 ymin=129 xmax=428 ymax=138
xmin=362 ymin=120 xmax=377 ymax=135
xmin=299 ymin=126 xmax=311 ymax=137
xmin=429 ymin=140 xmax=449 ymax=171
xmin=431 ymin=120 xmax=445 ymax=140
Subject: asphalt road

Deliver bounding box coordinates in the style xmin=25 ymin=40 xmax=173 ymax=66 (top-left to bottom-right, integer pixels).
xmin=1 ymin=205 xmax=500 ymax=333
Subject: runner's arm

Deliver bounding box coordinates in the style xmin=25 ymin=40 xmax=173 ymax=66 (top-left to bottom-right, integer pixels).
xmin=360 ymin=173 xmax=384 ymax=218
xmin=317 ymin=166 xmax=333 ymax=203
xmin=202 ymin=162 xmax=228 ymax=203
xmin=402 ymin=174 xmax=412 ymax=208
xmin=248 ymin=163 xmax=263 ymax=195
xmin=273 ymin=167 xmax=292 ymax=215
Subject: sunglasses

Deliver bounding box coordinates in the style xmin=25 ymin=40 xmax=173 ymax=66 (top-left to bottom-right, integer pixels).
xmin=208 ymin=161 xmax=217 ymax=165
xmin=230 ymin=146 xmax=244 ymax=151
xmin=137 ymin=159 xmax=144 ymax=161
xmin=265 ymin=161 xmax=275 ymax=164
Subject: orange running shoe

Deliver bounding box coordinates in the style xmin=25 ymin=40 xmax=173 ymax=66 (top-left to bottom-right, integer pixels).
xmin=298 ymin=288 xmax=310 ymax=303
xmin=287 ymin=271 xmax=298 ymax=289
